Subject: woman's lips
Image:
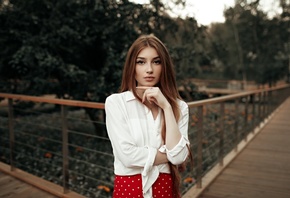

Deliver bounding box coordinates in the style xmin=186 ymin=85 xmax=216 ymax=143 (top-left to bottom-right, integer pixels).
xmin=144 ymin=77 xmax=155 ymax=82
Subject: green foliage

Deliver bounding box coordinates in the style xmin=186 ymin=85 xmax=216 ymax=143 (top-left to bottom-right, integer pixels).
xmin=209 ymin=0 xmax=289 ymax=86
xmin=0 ymin=0 xmax=289 ymax=99
xmin=163 ymin=17 xmax=214 ymax=82
xmin=0 ymin=0 xmax=194 ymax=101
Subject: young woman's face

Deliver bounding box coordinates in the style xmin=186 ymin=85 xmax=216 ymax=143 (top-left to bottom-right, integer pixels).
xmin=135 ymin=47 xmax=162 ymax=87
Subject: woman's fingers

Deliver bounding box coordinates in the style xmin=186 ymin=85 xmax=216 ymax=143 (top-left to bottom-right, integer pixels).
xmin=147 ymin=94 xmax=158 ymax=104
xmin=136 ymin=86 xmax=153 ymax=90
xmin=136 ymin=86 xmax=157 ymax=104
xmin=136 ymin=86 xmax=170 ymax=109
xmin=144 ymin=91 xmax=157 ymax=104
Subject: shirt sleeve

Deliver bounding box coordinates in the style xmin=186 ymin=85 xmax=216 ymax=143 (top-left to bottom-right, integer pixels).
xmin=105 ymin=94 xmax=157 ymax=169
xmin=163 ymin=101 xmax=190 ymax=165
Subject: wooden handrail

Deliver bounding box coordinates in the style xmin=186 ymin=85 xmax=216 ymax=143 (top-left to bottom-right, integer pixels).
xmin=187 ymin=84 xmax=290 ymax=107
xmin=1 ymin=84 xmax=289 ymax=109
xmin=0 ymin=93 xmax=104 ymax=109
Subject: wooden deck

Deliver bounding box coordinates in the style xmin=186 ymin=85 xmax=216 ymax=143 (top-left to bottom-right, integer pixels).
xmin=197 ymin=97 xmax=290 ymax=198
xmin=0 ymin=162 xmax=85 ymax=198
xmin=0 ymin=171 xmax=58 ymax=198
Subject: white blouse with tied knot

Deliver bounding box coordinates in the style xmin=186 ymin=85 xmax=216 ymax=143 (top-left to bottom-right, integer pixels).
xmin=105 ymin=91 xmax=190 ymax=198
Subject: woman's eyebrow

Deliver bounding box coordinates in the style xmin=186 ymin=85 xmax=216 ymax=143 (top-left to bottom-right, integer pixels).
xmin=153 ymin=56 xmax=160 ymax=59
xmin=137 ymin=56 xmax=160 ymax=59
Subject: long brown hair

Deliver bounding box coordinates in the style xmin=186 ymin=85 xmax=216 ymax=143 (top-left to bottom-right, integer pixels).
xmin=120 ymin=34 xmax=189 ymax=197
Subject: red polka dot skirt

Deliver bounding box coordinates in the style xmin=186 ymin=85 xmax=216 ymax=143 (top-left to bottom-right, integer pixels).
xmin=113 ymin=173 xmax=179 ymax=198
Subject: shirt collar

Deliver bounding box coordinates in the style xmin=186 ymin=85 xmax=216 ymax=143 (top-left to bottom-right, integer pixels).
xmin=125 ymin=90 xmax=136 ymax=102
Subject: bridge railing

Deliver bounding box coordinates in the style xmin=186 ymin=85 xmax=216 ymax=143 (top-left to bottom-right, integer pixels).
xmin=0 ymin=95 xmax=110 ymax=197
xmin=0 ymin=84 xmax=289 ymax=198
xmin=182 ymin=84 xmax=290 ymax=196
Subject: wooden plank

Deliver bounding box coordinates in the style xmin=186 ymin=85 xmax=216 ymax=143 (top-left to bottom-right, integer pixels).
xmin=207 ymin=176 xmax=290 ymax=195
xmin=0 ymin=171 xmax=57 ymax=198
xmin=262 ymin=126 xmax=290 ymax=134
xmin=235 ymin=152 xmax=290 ymax=166
xmin=18 ymin=187 xmax=57 ymax=198
xmin=200 ymin=182 xmax=290 ymax=198
xmin=0 ymin=163 xmax=86 ymax=198
xmin=246 ymin=138 xmax=290 ymax=151
xmin=224 ymin=167 xmax=290 ymax=183
xmin=216 ymin=173 xmax=290 ymax=191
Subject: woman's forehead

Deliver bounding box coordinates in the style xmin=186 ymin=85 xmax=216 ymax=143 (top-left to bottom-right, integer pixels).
xmin=137 ymin=47 xmax=159 ymax=57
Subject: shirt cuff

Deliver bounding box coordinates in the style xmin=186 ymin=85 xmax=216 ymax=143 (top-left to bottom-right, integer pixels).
xmin=167 ymin=136 xmax=187 ymax=156
xmin=164 ymin=136 xmax=189 ymax=164
xmin=158 ymin=145 xmax=167 ymax=153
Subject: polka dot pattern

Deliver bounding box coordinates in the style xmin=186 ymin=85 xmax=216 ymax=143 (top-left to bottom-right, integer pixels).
xmin=113 ymin=173 xmax=178 ymax=198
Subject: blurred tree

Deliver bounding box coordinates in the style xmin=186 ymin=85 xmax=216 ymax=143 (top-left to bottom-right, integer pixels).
xmin=0 ymin=0 xmax=106 ymax=99
xmin=168 ymin=18 xmax=200 ymax=79
xmin=279 ymin=0 xmax=290 ymax=83
xmin=0 ymin=0 xmax=181 ymax=100
xmin=1 ymin=0 xmax=288 ymax=98
xmin=209 ymin=0 xmax=289 ymax=87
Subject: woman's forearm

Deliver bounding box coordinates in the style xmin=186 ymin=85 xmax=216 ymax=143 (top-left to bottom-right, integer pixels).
xmin=153 ymin=151 xmax=168 ymax=165
xmin=163 ymin=105 xmax=181 ymax=150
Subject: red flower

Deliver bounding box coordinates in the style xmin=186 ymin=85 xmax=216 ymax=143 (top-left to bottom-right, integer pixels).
xmin=76 ymin=147 xmax=83 ymax=152
xmin=44 ymin=152 xmax=52 ymax=158
xmin=97 ymin=185 xmax=111 ymax=193
xmin=183 ymin=177 xmax=195 ymax=184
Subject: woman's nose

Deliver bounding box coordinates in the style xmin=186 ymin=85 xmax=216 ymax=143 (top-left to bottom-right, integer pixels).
xmin=146 ymin=63 xmax=153 ymax=74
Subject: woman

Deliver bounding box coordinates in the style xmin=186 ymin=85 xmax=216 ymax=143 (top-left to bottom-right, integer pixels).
xmin=105 ymin=34 xmax=191 ymax=198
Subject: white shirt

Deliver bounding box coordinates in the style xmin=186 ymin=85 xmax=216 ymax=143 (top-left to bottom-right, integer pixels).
xmin=105 ymin=91 xmax=189 ymax=197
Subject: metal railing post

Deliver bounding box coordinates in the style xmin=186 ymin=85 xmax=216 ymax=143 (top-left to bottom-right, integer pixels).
xmin=244 ymin=96 xmax=249 ymax=141
xmin=262 ymin=91 xmax=266 ymax=119
xmin=219 ymin=102 xmax=225 ymax=166
xmin=196 ymin=105 xmax=204 ymax=188
xmin=258 ymin=92 xmax=262 ymax=124
xmin=251 ymin=94 xmax=256 ymax=132
xmin=8 ymin=99 xmax=15 ymax=171
xmin=268 ymin=90 xmax=273 ymax=114
xmin=61 ymin=105 xmax=69 ymax=193
xmin=234 ymin=99 xmax=239 ymax=151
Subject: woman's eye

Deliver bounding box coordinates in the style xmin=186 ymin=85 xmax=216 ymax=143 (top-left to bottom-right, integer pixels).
xmin=136 ymin=60 xmax=145 ymax=65
xmin=153 ymin=60 xmax=161 ymax=65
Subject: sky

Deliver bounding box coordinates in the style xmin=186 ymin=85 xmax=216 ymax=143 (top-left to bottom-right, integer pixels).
xmin=130 ymin=0 xmax=282 ymax=26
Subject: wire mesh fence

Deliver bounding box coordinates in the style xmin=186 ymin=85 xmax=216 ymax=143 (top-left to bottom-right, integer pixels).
xmin=0 ymin=85 xmax=290 ymax=197
xmin=0 ymin=99 xmax=113 ymax=198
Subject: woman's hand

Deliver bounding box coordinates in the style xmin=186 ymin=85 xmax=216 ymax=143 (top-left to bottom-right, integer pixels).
xmin=136 ymin=86 xmax=171 ymax=110
xmin=153 ymin=151 xmax=168 ymax=165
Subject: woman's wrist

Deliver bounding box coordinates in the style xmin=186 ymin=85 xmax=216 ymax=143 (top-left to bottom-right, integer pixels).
xmin=162 ymin=102 xmax=172 ymax=111
xmin=154 ymin=151 xmax=168 ymax=165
